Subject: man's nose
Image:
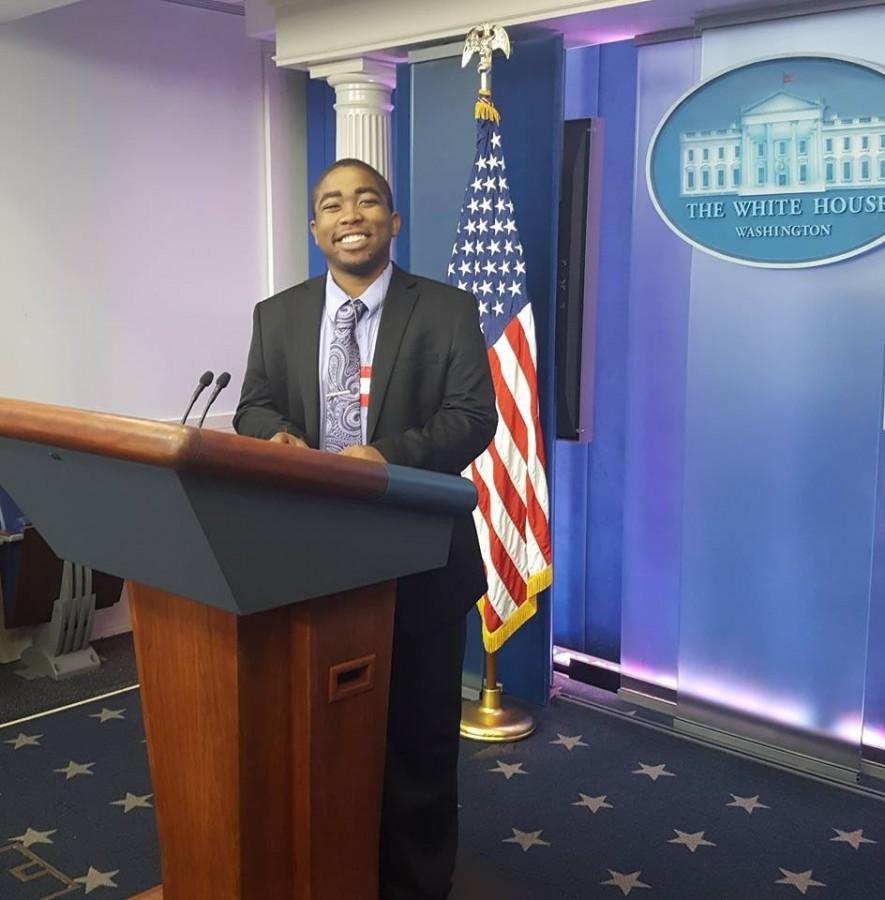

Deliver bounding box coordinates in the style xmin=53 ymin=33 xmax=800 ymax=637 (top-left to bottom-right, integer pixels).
xmin=339 ymin=203 xmax=363 ymax=223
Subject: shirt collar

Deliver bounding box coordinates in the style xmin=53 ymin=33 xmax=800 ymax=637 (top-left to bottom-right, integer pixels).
xmin=324 ymin=262 xmax=393 ymax=321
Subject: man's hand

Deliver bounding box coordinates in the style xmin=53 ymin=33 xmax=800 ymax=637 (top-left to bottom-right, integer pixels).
xmin=270 ymin=431 xmax=309 ymax=449
xmin=338 ymin=444 xmax=386 ymax=463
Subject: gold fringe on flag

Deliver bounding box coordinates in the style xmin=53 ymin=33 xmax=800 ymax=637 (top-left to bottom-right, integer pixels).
xmin=474 ymin=89 xmax=501 ymax=123
xmin=478 ymin=565 xmax=553 ymax=654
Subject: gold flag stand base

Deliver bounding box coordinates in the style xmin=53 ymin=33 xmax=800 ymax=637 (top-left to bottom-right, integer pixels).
xmin=460 ymin=650 xmax=535 ymax=742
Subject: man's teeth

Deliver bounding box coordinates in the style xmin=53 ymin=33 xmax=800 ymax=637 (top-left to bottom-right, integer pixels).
xmin=340 ymin=234 xmax=367 ymax=244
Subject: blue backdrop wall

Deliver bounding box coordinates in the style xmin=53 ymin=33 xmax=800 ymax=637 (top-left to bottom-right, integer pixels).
xmin=620 ymin=37 xmax=699 ymax=699
xmin=306 ymin=79 xmax=336 ymax=277
xmin=552 ymin=40 xmax=638 ymax=664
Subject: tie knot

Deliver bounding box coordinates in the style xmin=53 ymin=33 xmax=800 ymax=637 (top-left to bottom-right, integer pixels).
xmin=337 ymin=299 xmax=365 ymax=326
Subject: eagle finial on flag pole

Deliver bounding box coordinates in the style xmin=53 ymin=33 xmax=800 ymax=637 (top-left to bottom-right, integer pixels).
xmin=461 ymin=23 xmax=511 ymax=122
xmin=461 ymin=23 xmax=511 ymax=76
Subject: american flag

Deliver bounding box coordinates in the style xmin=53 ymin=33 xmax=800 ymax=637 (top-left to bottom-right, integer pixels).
xmin=446 ymin=107 xmax=552 ymax=652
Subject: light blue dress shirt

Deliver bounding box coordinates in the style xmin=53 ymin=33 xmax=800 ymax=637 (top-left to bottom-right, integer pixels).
xmin=317 ymin=263 xmax=392 ymax=451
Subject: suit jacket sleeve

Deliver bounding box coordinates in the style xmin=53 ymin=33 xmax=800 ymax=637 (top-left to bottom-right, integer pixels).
xmin=371 ymin=292 xmax=497 ymax=474
xmin=233 ymin=303 xmax=304 ymax=441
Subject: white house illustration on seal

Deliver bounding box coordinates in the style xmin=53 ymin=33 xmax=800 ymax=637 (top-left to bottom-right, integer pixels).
xmin=680 ymin=91 xmax=885 ymax=196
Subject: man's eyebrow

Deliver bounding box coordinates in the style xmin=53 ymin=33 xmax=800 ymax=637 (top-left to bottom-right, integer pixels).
xmin=316 ymin=185 xmax=382 ymax=206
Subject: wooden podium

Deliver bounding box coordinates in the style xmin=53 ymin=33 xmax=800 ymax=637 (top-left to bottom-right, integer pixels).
xmin=0 ymin=397 xmax=477 ymax=900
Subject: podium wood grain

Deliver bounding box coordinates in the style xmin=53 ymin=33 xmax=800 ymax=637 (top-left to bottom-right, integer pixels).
xmin=129 ymin=579 xmax=395 ymax=900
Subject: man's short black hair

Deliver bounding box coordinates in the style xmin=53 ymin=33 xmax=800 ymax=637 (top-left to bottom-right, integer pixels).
xmin=311 ymin=158 xmax=394 ymax=215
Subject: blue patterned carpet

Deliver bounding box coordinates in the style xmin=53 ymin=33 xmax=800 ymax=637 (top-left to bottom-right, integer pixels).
xmin=1 ymin=685 xmax=884 ymax=898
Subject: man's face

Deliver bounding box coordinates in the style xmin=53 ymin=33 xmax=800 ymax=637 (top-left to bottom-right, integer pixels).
xmin=310 ymin=166 xmax=400 ymax=280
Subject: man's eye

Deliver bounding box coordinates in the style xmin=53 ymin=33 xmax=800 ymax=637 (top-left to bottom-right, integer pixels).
xmin=322 ymin=204 xmax=340 ymax=212
xmin=360 ymin=198 xmax=378 ymax=206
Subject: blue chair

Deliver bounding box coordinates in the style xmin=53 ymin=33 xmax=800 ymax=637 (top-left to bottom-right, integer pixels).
xmin=0 ymin=486 xmax=29 ymax=624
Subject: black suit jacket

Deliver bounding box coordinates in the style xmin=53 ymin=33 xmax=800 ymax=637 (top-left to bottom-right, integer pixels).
xmin=233 ymin=265 xmax=498 ymax=634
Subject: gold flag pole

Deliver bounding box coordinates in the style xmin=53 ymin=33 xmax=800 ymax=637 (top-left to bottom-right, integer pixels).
xmin=460 ymin=639 xmax=535 ymax=742
xmin=458 ymin=22 xmax=534 ymax=743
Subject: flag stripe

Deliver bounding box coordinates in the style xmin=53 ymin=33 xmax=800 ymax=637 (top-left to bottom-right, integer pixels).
xmin=496 ymin=313 xmax=551 ymax=566
xmin=474 ymin=447 xmax=526 ymax=588
xmin=471 ymin=461 xmax=523 ymax=615
xmin=472 ymin=451 xmax=522 ymax=563
xmin=487 ymin=347 xmax=529 ymax=463
xmin=510 ymin=309 xmax=552 ymax=563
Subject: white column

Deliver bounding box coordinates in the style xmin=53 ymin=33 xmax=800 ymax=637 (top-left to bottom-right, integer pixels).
xmin=308 ymin=58 xmax=397 ymax=182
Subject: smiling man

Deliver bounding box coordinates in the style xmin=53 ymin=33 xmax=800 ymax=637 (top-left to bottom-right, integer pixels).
xmin=233 ymin=159 xmax=497 ymax=900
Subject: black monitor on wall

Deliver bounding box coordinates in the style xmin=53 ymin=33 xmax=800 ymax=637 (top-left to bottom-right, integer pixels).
xmin=555 ymin=118 xmax=594 ymax=441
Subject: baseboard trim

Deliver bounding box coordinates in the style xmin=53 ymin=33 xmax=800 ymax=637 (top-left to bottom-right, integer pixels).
xmin=675 ymin=717 xmax=859 ymax=784
xmin=861 ymin=757 xmax=885 ymax=781
xmin=618 ymin=686 xmax=676 ymax=716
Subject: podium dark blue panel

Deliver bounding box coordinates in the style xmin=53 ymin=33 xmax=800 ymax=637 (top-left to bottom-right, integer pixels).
xmin=0 ymin=436 xmax=476 ymax=616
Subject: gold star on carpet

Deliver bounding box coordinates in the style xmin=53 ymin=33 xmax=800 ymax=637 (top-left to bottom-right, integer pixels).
xmin=489 ymin=760 xmax=527 ymax=780
xmin=4 ymin=732 xmax=42 ymax=750
xmin=831 ymin=828 xmax=876 ymax=849
xmin=601 ymin=869 xmax=651 ymax=896
xmin=775 ymin=869 xmax=825 ymax=894
xmin=54 ymin=760 xmax=95 ymax=779
xmin=110 ymin=792 xmax=153 ymax=813
xmin=502 ymin=828 xmax=550 ymax=852
xmin=573 ymin=793 xmax=613 ymax=813
xmin=9 ymin=827 xmax=56 ymax=848
xmin=73 ymin=867 xmax=120 ymax=894
xmin=668 ymin=829 xmax=716 ymax=852
xmin=632 ymin=762 xmax=675 ymax=781
xmin=550 ymin=733 xmax=588 ymax=751
xmin=727 ymin=793 xmax=770 ymax=814
xmin=88 ymin=707 xmax=125 ymax=723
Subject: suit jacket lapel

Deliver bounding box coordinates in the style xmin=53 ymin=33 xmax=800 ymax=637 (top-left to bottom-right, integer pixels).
xmin=368 ymin=266 xmax=418 ymax=443
xmin=290 ymin=275 xmax=324 ymax=447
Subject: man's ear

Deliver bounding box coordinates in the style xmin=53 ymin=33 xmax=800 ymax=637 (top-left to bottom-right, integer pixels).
xmin=391 ymin=212 xmax=402 ymax=237
xmin=309 ymin=220 xmax=318 ymax=244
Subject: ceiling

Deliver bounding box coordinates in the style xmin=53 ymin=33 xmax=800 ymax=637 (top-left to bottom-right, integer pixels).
xmin=0 ymin=0 xmax=80 ymax=25
xmin=513 ymin=0 xmax=885 ymax=47
xmin=3 ymin=0 xmax=883 ymax=48
xmin=0 ymin=0 xmax=246 ymax=26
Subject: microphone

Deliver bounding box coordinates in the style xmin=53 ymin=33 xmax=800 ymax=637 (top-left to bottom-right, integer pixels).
xmin=181 ymin=370 xmax=214 ymax=424
xmin=197 ymin=371 xmax=231 ymax=428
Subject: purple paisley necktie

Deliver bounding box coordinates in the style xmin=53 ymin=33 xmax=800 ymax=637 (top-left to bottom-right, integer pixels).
xmin=324 ymin=298 xmax=365 ymax=453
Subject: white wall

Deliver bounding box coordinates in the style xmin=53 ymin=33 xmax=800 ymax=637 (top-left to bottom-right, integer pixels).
xmin=0 ymin=0 xmax=306 ymax=423
xmin=264 ymin=52 xmax=308 ymax=295
xmin=0 ymin=0 xmax=308 ymax=645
